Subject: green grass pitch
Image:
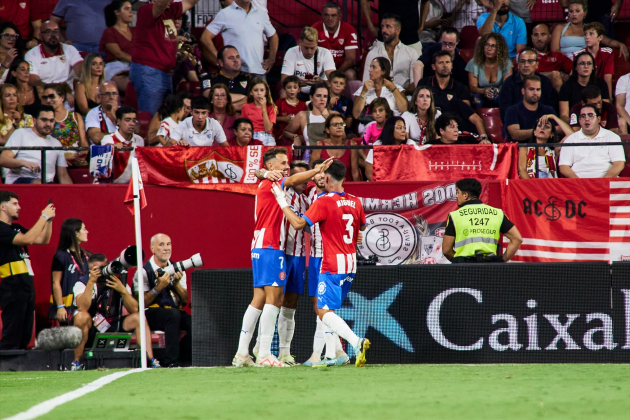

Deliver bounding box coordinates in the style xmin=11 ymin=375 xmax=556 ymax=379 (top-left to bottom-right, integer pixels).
xmin=1 ymin=364 xmax=629 ymax=420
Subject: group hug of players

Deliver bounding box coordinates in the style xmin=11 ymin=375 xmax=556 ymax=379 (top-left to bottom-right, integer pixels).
xmin=232 ymin=148 xmax=370 ymax=368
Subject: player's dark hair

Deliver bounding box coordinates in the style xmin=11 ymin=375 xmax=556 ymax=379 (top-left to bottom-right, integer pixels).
xmin=116 ymin=105 xmax=136 ymax=121
xmin=282 ymin=75 xmax=300 ymax=88
xmin=456 ymin=178 xmax=482 ymax=200
xmin=191 ymin=95 xmax=211 ymax=111
xmin=324 ymin=160 xmax=346 ymax=182
xmin=263 ymin=147 xmax=288 ymax=167
xmin=88 ymin=253 xmax=107 ymax=264
xmin=311 ymin=158 xmax=325 ymax=169
xmin=57 ymin=218 xmax=88 ymax=263
xmin=432 ymin=49 xmax=452 ymax=65
xmin=290 ymin=160 xmax=310 ymax=171
xmin=0 ymin=190 xmax=18 ymax=204
xmin=435 ymin=112 xmax=461 ymax=135
xmin=581 ymin=84 xmax=602 ymax=103
xmin=580 ymin=103 xmax=600 ymax=118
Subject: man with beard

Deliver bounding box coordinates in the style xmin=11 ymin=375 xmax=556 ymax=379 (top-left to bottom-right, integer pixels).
xmin=24 ymin=20 xmax=83 ymax=89
xmin=529 ymin=23 xmax=573 ymax=92
xmin=503 ymin=75 xmax=556 ymax=142
xmin=417 ymin=50 xmax=471 ymax=109
xmin=477 ymin=0 xmax=526 ymax=59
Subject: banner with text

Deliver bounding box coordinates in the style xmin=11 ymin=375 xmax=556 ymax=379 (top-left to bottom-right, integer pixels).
xmin=135 ymin=146 xmax=289 ymax=194
xmin=502 ymin=178 xmax=630 ymax=262
xmin=372 ymin=144 xmax=518 ymax=182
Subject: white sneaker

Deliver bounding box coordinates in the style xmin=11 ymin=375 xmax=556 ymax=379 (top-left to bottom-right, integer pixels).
xmin=279 ymin=354 xmax=299 ymax=366
xmin=232 ymin=353 xmax=255 ymax=367
xmin=256 ymin=354 xmax=289 ymax=367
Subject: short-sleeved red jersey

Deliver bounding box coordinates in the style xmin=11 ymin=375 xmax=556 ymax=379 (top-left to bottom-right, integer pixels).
xmin=312 ymin=21 xmax=358 ymax=67
xmin=573 ymin=47 xmax=614 ymax=78
xmin=252 ymin=178 xmax=288 ymax=251
xmin=303 ymin=191 xmax=366 ymax=274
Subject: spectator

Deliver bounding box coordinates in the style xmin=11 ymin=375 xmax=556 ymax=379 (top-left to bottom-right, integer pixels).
xmin=170 ymin=96 xmax=227 ymax=147
xmin=7 ymin=60 xmax=41 ymax=117
xmin=155 ymin=95 xmax=186 ymax=147
xmin=402 ymin=85 xmax=442 ymax=144
xmin=354 ymin=57 xmax=408 ymax=135
xmin=518 ymin=114 xmax=574 ymax=179
xmin=466 ymin=33 xmax=513 ymax=108
xmin=100 ymin=0 xmax=135 ymax=94
xmin=147 ymin=91 xmax=193 ymax=146
xmin=442 ymin=96 xmax=490 ymax=140
xmin=418 ymin=0 xmax=446 ymax=44
xmin=429 ymin=112 xmax=479 ymax=144
xmin=583 ymin=0 xmax=620 ymax=39
xmin=559 ymin=51 xmax=609 ymax=123
xmin=173 ymin=43 xmax=201 ymax=92
xmin=42 ymin=83 xmax=89 ymax=166
xmin=417 ymin=50 xmax=470 ymax=110
xmin=85 ymin=82 xmax=118 ymax=145
xmin=365 ymin=116 xmax=416 ymax=181
xmin=130 ymin=0 xmax=201 ymax=115
xmin=24 ymin=20 xmax=83 ymax=89
xmin=0 ymin=105 xmax=72 ymax=184
xmin=74 ymin=54 xmax=105 ymax=116
xmin=208 ymin=83 xmax=238 ymax=144
xmin=448 ymin=0 xmax=486 ymax=32
xmin=362 ymin=14 xmax=418 ymax=93
xmin=413 ymin=27 xmax=468 ymax=86
xmin=529 ymin=23 xmax=573 ymax=92
xmin=312 ymin=2 xmax=359 ymax=80
xmin=240 ymin=77 xmax=277 ymax=145
xmin=0 ymin=84 xmax=34 ymax=146
xmin=174 ymin=14 xmax=196 ymax=46
xmin=476 ymin=0 xmax=526 ymax=59
xmin=281 ymin=26 xmax=336 ymax=100
xmin=360 ymin=0 xmax=427 ymax=54
xmin=503 ymin=75 xmax=558 ymax=142
xmin=0 ymin=23 xmax=20 ymax=85
xmin=49 ymin=218 xmax=90 ymax=324
xmin=573 ymin=22 xmax=614 ymax=99
xmin=498 ymin=48 xmax=557 ymax=122
xmin=201 ymin=0 xmax=278 ymax=77
xmin=328 ymin=71 xmax=354 ymax=134
xmin=101 ymin=106 xmax=144 ymax=184
xmin=274 ymin=76 xmax=307 ymax=145
xmin=569 ymin=85 xmax=618 ymax=133
xmin=228 ymin=118 xmax=264 ymax=146
xmin=363 ymin=98 xmax=392 ymax=145
xmin=0 ymin=2 xmax=40 ymax=49
xmin=559 ymin=103 xmax=625 ymax=177
xmin=311 ymin=114 xmax=360 ymax=182
xmin=201 ymin=45 xmax=252 ymax=112
xmin=615 ymin=72 xmax=630 ymax=134
xmin=50 ymin=0 xmax=111 ymax=53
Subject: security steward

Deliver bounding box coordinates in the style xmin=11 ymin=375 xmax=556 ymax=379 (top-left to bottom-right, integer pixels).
xmin=442 ymin=178 xmax=522 ymax=263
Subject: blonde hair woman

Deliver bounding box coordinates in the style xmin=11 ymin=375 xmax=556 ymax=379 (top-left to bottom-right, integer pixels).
xmin=75 ymin=53 xmax=106 ymax=115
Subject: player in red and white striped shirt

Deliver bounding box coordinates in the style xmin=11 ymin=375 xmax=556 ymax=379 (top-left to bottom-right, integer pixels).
xmin=271 ymin=160 xmax=371 ymax=367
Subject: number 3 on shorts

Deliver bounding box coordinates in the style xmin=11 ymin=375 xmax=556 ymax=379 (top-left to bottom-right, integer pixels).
xmin=342 ymin=214 xmax=354 ymax=244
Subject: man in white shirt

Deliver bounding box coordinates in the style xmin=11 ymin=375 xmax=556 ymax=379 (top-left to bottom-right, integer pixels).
xmin=86 ymin=82 xmax=119 ymax=145
xmin=0 ymin=106 xmax=72 ymax=184
xmin=24 ymin=20 xmax=83 ymax=88
xmin=201 ymin=0 xmax=278 ymax=77
xmin=170 ymin=96 xmax=227 ymax=146
xmin=363 ymin=13 xmax=418 ymax=93
xmin=101 ymin=106 xmax=144 ymax=184
xmin=559 ymin=104 xmax=626 ymax=178
xmin=281 ymin=26 xmax=336 ymax=98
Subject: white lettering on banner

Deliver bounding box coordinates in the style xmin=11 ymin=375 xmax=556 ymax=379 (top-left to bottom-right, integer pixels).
xmin=489 ymin=314 xmax=522 ymax=351
xmin=243 ymin=146 xmax=262 ymax=184
xmin=357 ymin=213 xmax=417 ymax=265
xmin=543 ymin=315 xmax=581 ymax=350
xmin=583 ymin=313 xmax=617 ymax=350
xmin=427 ymin=288 xmax=484 ymax=351
xmin=428 ymin=160 xmax=483 ymax=171
xmin=422 ymin=184 xmax=457 ymax=206
xmin=360 ymin=193 xmax=419 ymax=211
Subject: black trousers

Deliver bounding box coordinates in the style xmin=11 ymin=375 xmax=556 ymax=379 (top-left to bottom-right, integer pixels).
xmin=0 ymin=281 xmax=35 ymax=350
xmin=145 ymin=307 xmax=191 ymax=366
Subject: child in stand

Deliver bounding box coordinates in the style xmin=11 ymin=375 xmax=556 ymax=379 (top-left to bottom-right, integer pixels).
xmin=363 ymin=98 xmax=392 ymax=145
xmin=274 ymin=75 xmax=307 ymax=145
xmin=241 ymin=77 xmax=278 ymax=146
xmin=155 ymin=94 xmax=186 ymax=147
xmin=328 ymin=71 xmax=354 ymax=136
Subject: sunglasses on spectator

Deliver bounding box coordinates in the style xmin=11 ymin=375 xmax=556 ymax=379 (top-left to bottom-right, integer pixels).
xmin=579 ymin=113 xmax=596 ymax=119
xmin=99 ymin=92 xmax=119 ymax=98
xmin=577 ymin=61 xmax=593 ymax=67
xmin=330 ymin=122 xmax=346 ymax=128
xmin=1 ymin=33 xmax=19 ymax=40
xmin=41 ymin=29 xmax=61 ymax=36
xmin=41 ymin=94 xmax=57 ymax=100
xmin=518 ymin=59 xmax=537 ymax=65
xmin=441 ymin=42 xmax=457 ymax=48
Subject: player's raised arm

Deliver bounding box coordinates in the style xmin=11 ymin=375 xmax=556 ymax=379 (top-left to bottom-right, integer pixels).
xmin=270 ymin=182 xmax=309 ymax=230
xmin=283 ymin=157 xmax=333 ymax=189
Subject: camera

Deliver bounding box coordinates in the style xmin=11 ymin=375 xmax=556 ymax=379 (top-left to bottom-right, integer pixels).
xmin=100 ymin=260 xmax=123 ymax=277
xmin=96 ymin=245 xmax=145 ymax=285
xmin=156 ymin=253 xmax=204 ymax=278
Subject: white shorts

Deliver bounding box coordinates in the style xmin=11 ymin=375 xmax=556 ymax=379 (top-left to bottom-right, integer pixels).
xmin=253 ymin=131 xmax=276 ymax=146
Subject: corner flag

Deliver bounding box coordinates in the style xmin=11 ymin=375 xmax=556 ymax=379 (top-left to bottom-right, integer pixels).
xmin=124 ymin=172 xmax=147 ymax=215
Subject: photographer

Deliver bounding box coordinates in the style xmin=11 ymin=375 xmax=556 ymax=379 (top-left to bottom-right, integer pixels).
xmin=133 ymin=234 xmax=191 ymax=368
xmin=70 ymin=253 xmax=159 ymax=371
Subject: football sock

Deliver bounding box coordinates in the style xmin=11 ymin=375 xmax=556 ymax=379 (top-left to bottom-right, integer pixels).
xmin=278 ymin=307 xmax=296 ymax=358
xmin=334 ymin=332 xmax=344 ymax=353
xmin=322 ymin=312 xmax=360 ymax=350
xmin=324 ymin=325 xmax=337 ymax=360
xmin=311 ymin=316 xmax=326 ymax=360
xmin=258 ymin=304 xmax=280 ymax=359
xmin=252 ymin=321 xmax=261 ymax=355
xmin=237 ymin=305 xmax=262 ymax=356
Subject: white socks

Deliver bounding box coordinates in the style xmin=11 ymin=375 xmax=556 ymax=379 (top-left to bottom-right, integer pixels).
xmin=258 ymin=304 xmax=280 ymax=359
xmin=334 ymin=333 xmax=343 ymax=354
xmin=237 ymin=305 xmax=262 ymax=356
xmin=311 ymin=316 xmax=326 ymax=360
xmin=278 ymin=307 xmax=296 ymax=358
xmin=324 ymin=325 xmax=337 ymax=359
xmin=322 ymin=312 xmax=360 ymax=350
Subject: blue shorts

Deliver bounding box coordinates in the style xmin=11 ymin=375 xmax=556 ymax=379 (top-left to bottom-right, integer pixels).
xmin=308 ymin=257 xmax=322 ymax=297
xmin=284 ymin=255 xmax=306 ymax=295
xmin=316 ymin=272 xmax=355 ymax=310
xmin=251 ymin=248 xmax=287 ymax=288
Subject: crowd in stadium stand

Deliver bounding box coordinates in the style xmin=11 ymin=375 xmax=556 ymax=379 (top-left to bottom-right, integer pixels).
xmin=0 ymin=0 xmax=626 ymax=184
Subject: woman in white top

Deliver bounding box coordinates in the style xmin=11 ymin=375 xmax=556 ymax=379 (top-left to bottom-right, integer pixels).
xmin=353 ymin=57 xmax=408 ymax=135
xmin=402 ymin=86 xmax=441 ymax=144
xmin=156 ymin=95 xmax=186 ymax=147
xmin=365 ymin=116 xmax=416 ymax=181
xmin=615 ymin=73 xmax=630 ymax=134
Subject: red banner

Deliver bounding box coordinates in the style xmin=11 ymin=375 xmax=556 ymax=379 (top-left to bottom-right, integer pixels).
xmin=502 ymin=178 xmax=630 ymax=262
xmin=373 ymin=144 xmax=518 ymax=181
xmin=135 ymin=146 xmax=291 ymax=194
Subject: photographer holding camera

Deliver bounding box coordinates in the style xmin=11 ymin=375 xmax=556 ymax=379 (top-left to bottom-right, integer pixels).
xmin=70 ymin=253 xmax=159 ymax=371
xmin=133 ymin=233 xmax=192 ymax=368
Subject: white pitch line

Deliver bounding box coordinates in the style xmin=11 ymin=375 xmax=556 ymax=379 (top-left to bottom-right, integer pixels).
xmin=3 ymin=369 xmax=145 ymax=420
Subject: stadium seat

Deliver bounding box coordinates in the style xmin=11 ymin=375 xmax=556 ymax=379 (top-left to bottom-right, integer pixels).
xmin=137 ymin=110 xmax=152 ymax=140
xmin=459 ymin=48 xmax=474 ymax=64
xmin=67 ymin=167 xmax=94 ymax=184
xmin=177 ymin=81 xmax=202 ymax=96
xmin=459 ymin=26 xmax=479 ymax=49
xmin=125 ymin=81 xmax=139 ymax=110
xmin=476 ymin=107 xmax=504 ymax=143
xmin=344 ymin=80 xmax=363 ymax=99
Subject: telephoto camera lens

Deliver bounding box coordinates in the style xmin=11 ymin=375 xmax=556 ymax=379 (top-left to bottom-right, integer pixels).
xmin=101 ymin=260 xmax=123 ymax=277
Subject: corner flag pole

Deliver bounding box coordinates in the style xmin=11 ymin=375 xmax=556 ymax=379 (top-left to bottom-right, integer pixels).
xmin=131 ymin=157 xmax=147 ymax=369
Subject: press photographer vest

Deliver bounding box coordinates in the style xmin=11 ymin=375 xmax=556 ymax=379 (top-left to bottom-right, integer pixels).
xmin=450 ymin=203 xmax=503 ymax=258
xmin=143 ymin=260 xmax=180 ymax=309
